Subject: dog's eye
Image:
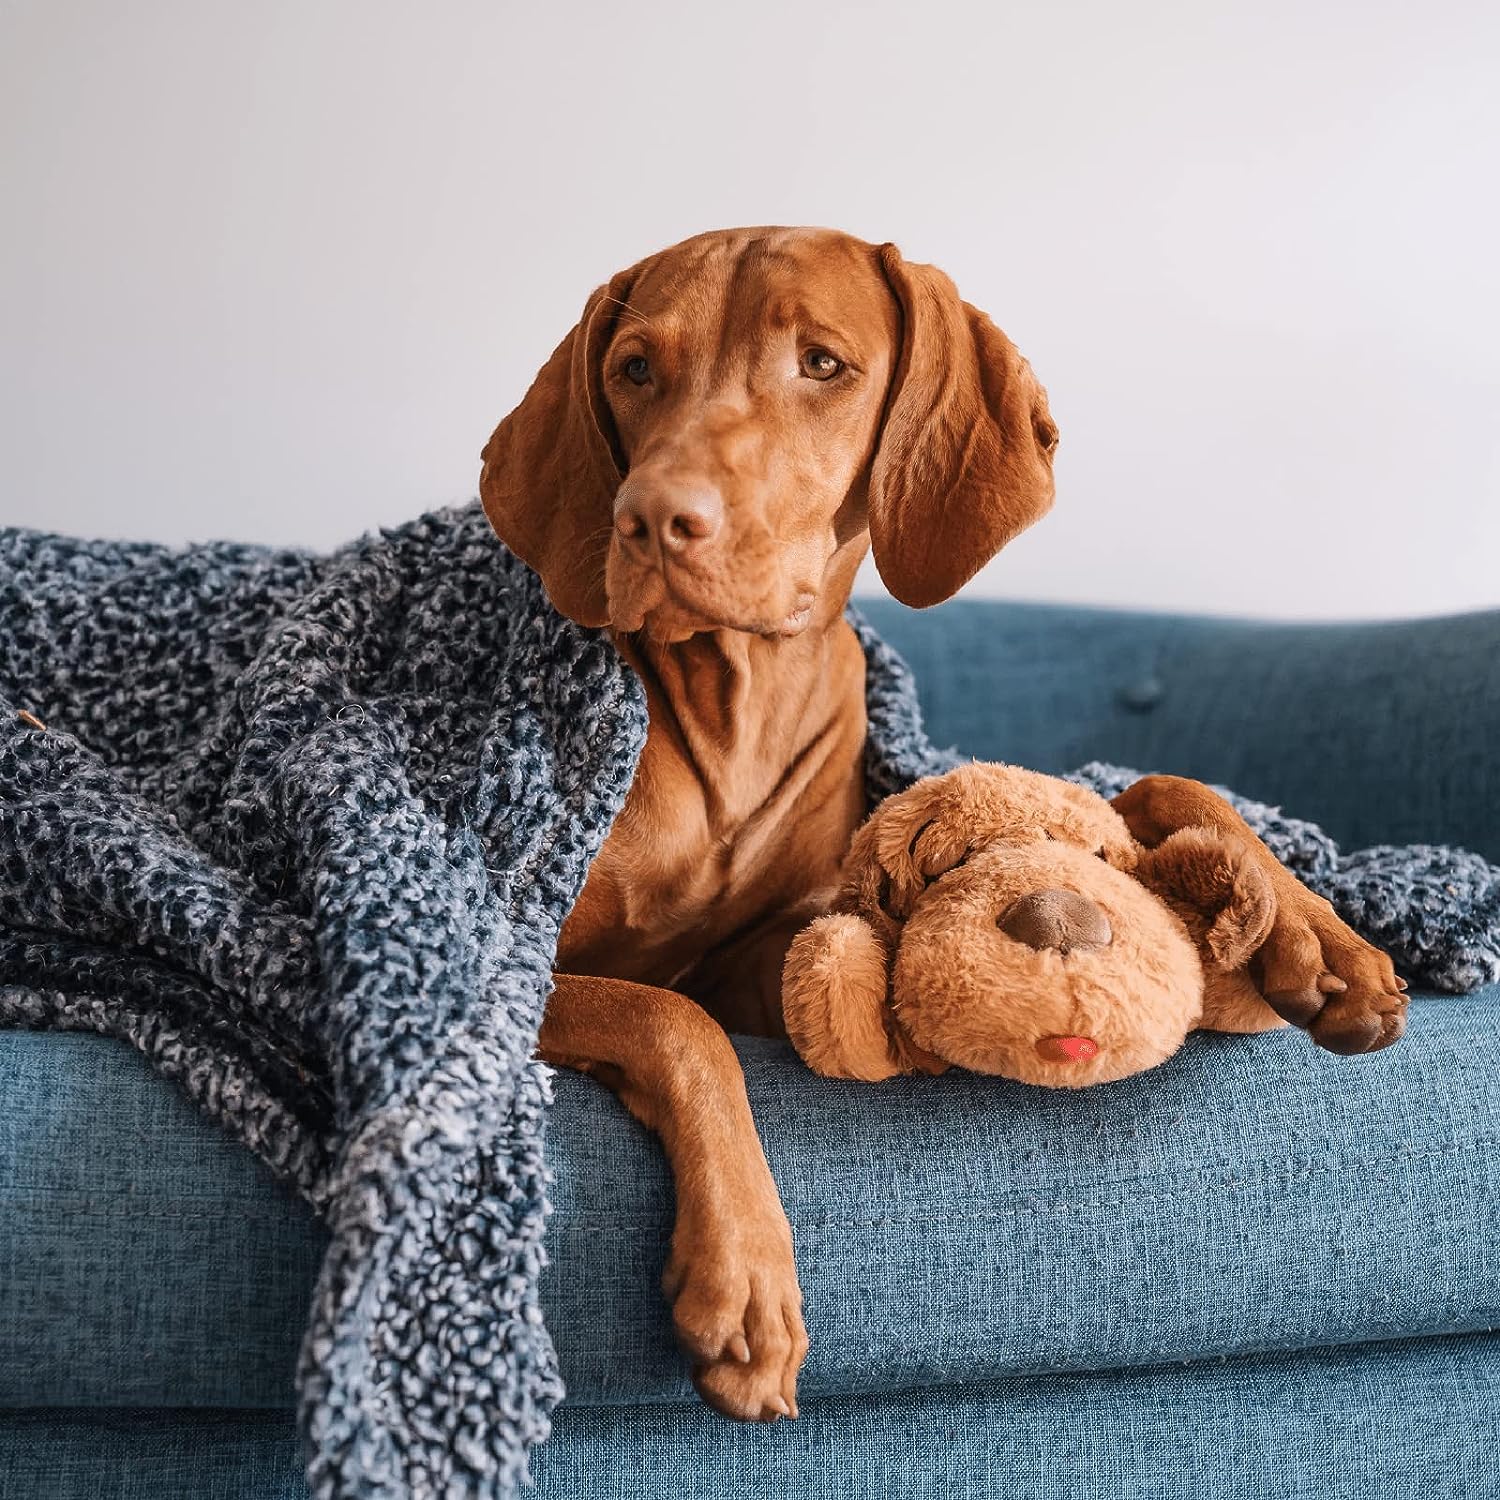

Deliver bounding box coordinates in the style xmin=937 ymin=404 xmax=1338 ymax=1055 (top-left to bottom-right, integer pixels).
xmin=800 ymin=347 xmax=844 ymax=381
xmin=622 ymin=355 xmax=651 ymax=386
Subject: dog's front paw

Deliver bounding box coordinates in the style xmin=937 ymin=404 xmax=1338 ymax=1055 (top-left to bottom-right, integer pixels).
xmin=1255 ymin=888 xmax=1409 ymax=1054
xmin=663 ymin=1209 xmax=808 ymax=1422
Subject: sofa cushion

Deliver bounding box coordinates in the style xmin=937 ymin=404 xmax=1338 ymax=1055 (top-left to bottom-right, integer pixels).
xmin=3 ymin=986 xmax=1498 ymax=1410
xmin=5 ymin=1332 xmax=1498 ymax=1499
xmin=0 ymin=1028 xmax=324 ymax=1409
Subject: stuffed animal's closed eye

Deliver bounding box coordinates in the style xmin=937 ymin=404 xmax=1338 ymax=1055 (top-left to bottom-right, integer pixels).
xmin=782 ymin=763 xmax=1287 ymax=1089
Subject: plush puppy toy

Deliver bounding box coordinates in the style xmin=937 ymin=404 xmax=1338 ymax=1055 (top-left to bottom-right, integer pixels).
xmin=782 ymin=763 xmax=1289 ymax=1088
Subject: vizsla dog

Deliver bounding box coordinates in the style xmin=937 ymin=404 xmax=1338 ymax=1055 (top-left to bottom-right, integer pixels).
xmin=478 ymin=227 xmax=1406 ymax=1422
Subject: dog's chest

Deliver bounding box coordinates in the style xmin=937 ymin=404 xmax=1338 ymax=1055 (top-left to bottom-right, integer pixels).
xmin=556 ymin=685 xmax=866 ymax=991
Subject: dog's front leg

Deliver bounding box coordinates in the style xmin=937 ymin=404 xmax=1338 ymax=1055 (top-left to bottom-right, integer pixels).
xmin=540 ymin=972 xmax=808 ymax=1420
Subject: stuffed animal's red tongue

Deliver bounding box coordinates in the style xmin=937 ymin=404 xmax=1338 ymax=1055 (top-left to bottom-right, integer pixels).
xmin=1036 ymin=1034 xmax=1100 ymax=1063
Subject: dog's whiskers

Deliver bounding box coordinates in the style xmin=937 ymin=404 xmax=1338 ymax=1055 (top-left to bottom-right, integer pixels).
xmin=598 ymin=294 xmax=649 ymax=328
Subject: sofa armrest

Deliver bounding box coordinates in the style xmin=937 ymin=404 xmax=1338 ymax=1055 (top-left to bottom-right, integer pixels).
xmin=860 ymin=599 xmax=1500 ymax=861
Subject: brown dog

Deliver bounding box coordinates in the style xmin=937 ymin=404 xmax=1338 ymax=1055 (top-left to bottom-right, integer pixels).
xmin=478 ymin=227 xmax=1406 ymax=1422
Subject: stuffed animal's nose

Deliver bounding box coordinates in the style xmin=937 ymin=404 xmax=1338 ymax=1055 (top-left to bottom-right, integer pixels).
xmin=998 ymin=889 xmax=1112 ymax=954
xmin=1036 ymin=1035 xmax=1100 ymax=1063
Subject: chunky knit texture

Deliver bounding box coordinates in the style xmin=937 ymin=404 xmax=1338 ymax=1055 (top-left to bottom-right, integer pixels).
xmin=2 ymin=502 xmax=1496 ymax=1497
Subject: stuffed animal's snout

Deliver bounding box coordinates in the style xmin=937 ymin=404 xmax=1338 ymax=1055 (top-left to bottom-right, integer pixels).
xmin=880 ymin=845 xmax=1209 ymax=1087
xmin=996 ymin=889 xmax=1112 ymax=1066
xmin=998 ymin=888 xmax=1112 ymax=955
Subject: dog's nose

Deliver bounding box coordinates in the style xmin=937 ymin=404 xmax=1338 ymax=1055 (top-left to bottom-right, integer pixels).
xmin=998 ymin=889 xmax=1112 ymax=954
xmin=614 ymin=481 xmax=725 ymax=559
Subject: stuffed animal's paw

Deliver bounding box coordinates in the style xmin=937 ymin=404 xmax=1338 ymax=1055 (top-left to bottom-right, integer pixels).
xmin=1255 ymin=889 xmax=1409 ymax=1054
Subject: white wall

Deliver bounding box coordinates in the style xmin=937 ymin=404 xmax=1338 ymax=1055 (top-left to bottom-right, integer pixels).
xmin=3 ymin=0 xmax=1497 ymax=618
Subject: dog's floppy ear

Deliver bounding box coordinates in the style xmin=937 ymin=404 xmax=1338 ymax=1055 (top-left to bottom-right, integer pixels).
xmin=783 ymin=914 xmax=912 ymax=1080
xmin=869 ymin=245 xmax=1059 ymax=608
xmin=479 ymin=267 xmax=639 ymax=626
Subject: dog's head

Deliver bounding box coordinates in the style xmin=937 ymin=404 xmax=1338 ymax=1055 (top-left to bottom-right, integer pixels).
xmin=480 ymin=227 xmax=1058 ymax=636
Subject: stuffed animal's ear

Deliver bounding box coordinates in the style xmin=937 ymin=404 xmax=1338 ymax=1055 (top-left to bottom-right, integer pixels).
xmin=479 ymin=266 xmax=640 ymax=626
xmin=843 ymin=764 xmax=1135 ymax=925
xmin=1135 ymin=828 xmax=1277 ymax=971
xmin=783 ymin=914 xmax=912 ymax=1081
xmin=868 ymin=245 xmax=1059 ymax=608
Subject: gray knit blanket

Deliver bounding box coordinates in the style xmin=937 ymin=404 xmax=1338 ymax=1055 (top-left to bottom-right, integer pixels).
xmin=2 ymin=502 xmax=1496 ymax=1498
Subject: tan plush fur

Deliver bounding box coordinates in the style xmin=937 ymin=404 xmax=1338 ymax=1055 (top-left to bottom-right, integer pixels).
xmin=783 ymin=763 xmax=1287 ymax=1089
xmin=781 ymin=914 xmax=946 ymax=1081
xmin=1134 ymin=828 xmax=1283 ymax=1034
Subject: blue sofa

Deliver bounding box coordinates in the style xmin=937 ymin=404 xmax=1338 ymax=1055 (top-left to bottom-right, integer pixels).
xmin=4 ymin=599 xmax=1499 ymax=1499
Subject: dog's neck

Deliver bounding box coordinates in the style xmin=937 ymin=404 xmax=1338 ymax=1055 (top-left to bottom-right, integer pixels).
xmin=558 ymin=536 xmax=872 ymax=990
xmin=610 ymin=538 xmax=869 ymax=830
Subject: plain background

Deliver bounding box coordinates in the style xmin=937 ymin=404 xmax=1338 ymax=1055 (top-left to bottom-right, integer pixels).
xmin=3 ymin=0 xmax=1496 ymax=619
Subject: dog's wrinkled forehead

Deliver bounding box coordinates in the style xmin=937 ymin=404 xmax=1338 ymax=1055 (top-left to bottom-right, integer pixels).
xmin=610 ymin=229 xmax=898 ymax=380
